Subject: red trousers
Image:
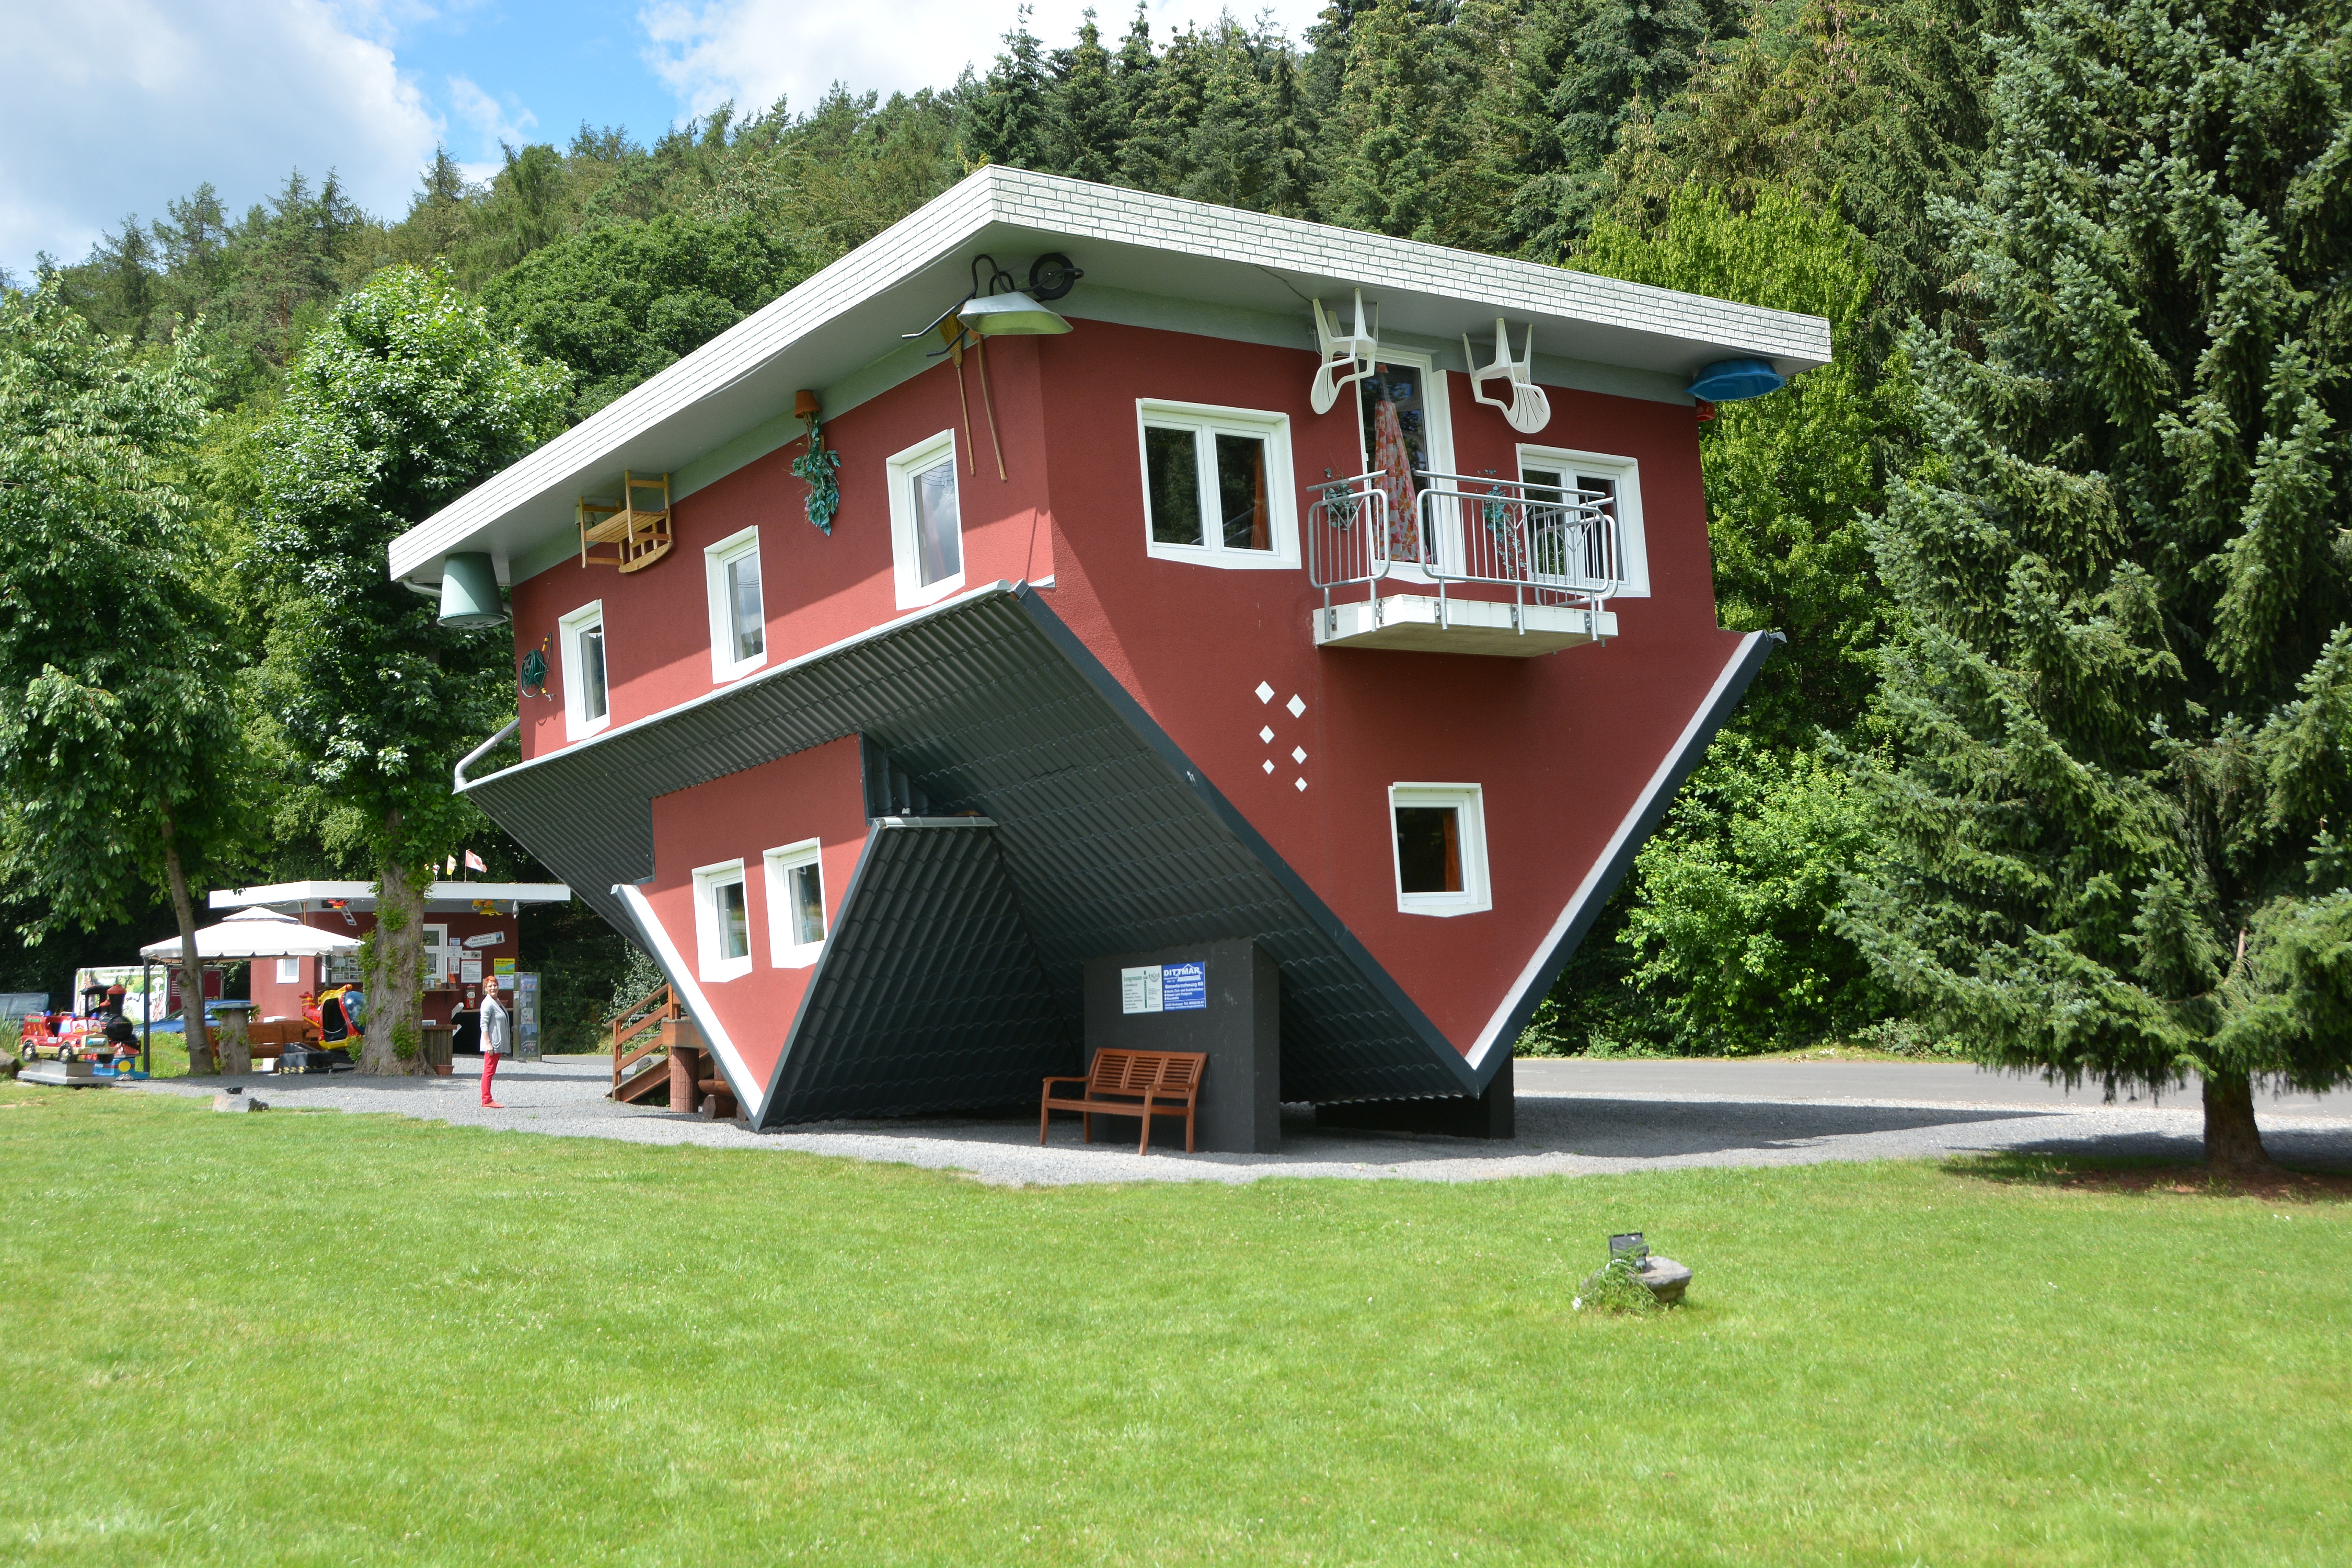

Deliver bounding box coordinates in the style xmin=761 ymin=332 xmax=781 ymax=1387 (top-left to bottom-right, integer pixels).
xmin=480 ymin=1051 xmax=501 ymax=1104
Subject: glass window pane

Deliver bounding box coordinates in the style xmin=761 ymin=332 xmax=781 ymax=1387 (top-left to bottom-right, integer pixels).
xmin=1395 ymin=807 xmax=1463 ymax=894
xmin=913 ymin=459 xmax=962 ymax=585
xmin=580 ymin=626 xmax=607 ymax=721
xmin=1215 ymin=433 xmax=1270 ymax=550
xmin=727 ymin=551 xmax=763 ymax=662
xmin=1575 ymin=474 xmax=1619 ymax=580
xmin=1144 ymin=426 xmax=1204 ymax=545
xmin=788 ymin=861 xmax=825 ymax=946
xmin=717 ymin=879 xmax=748 ymax=960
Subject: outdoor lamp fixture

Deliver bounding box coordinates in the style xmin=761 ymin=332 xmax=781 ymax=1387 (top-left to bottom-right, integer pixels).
xmin=1686 ymin=358 xmax=1789 ymax=401
xmin=437 ymin=551 xmax=506 ymax=629
xmin=955 ymin=252 xmax=1076 ymax=337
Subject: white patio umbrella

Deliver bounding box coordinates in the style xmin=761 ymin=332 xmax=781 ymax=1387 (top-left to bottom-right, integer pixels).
xmin=140 ymin=905 xmax=362 ymax=962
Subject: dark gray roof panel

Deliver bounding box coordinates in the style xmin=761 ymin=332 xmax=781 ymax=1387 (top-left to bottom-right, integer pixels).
xmin=464 ymin=586 xmax=1473 ymax=1107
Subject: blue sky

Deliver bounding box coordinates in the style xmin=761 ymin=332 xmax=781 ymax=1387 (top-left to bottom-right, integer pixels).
xmin=3 ymin=0 xmax=1325 ymax=280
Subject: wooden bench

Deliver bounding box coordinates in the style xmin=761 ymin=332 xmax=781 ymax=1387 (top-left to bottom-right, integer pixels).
xmin=244 ymin=1019 xmax=321 ymax=1059
xmin=1039 ymin=1049 xmax=1207 ymax=1155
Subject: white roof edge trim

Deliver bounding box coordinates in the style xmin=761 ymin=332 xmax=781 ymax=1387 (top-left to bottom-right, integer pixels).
xmin=208 ymin=881 xmax=573 ymax=907
xmin=390 ymin=166 xmax=1832 ymax=580
xmin=456 ymin=579 xmax=1026 ymax=793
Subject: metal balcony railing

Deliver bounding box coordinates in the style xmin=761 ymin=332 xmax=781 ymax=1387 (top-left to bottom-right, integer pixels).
xmin=1305 ymin=470 xmax=1620 ymax=640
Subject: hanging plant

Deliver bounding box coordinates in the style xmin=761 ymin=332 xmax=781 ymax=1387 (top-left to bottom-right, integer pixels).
xmin=791 ymin=389 xmax=841 ymax=534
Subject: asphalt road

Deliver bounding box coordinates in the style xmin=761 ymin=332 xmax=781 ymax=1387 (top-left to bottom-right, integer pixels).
xmin=129 ymin=1054 xmax=2352 ymax=1187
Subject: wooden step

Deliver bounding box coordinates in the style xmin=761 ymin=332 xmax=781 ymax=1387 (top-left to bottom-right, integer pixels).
xmin=612 ymin=1061 xmax=670 ymax=1105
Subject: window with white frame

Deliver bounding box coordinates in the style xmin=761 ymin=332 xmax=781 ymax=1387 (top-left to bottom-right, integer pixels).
xmin=423 ymin=924 xmax=454 ymax=985
xmin=886 ymin=430 xmax=965 ymax=608
xmin=693 ymin=860 xmax=753 ymax=982
xmin=276 ymin=957 xmax=302 ymax=985
xmin=1517 ymin=446 xmax=1649 ymax=597
xmin=1136 ymin=400 xmax=1298 ymax=569
xmin=763 ymin=839 xmax=827 ymax=967
xmin=705 ymin=528 xmax=767 ymax=682
xmin=558 ymin=599 xmax=609 ymax=740
xmin=1388 ymin=783 xmax=1491 ymax=917
xmin=1353 ymin=349 xmax=1454 ymax=485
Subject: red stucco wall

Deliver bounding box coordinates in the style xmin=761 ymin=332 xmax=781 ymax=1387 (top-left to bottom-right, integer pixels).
xmin=516 ymin=315 xmax=1743 ymax=1056
xmin=641 ymin=735 xmax=870 ymax=1088
xmin=248 ymin=908 xmax=519 ymax=1027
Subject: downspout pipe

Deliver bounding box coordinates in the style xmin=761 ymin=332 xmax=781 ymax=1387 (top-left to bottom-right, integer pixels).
xmin=454 ymin=721 xmax=520 ymax=791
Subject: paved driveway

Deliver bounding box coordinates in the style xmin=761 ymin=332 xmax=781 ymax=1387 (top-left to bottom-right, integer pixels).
xmin=133 ymin=1055 xmax=2351 ymax=1186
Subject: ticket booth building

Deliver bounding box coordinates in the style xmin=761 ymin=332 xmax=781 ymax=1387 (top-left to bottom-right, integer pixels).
xmin=210 ymin=881 xmax=572 ymax=1025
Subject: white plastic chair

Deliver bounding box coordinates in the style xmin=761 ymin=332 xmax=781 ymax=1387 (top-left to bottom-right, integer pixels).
xmin=1463 ymin=318 xmax=1551 ymax=434
xmin=1311 ymin=290 xmax=1380 ymax=414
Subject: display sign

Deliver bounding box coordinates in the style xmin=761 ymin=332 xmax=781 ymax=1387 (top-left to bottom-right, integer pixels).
xmin=461 ymin=958 xmax=483 ymax=984
xmin=1160 ymin=961 xmax=1207 ymax=1011
xmin=1121 ymin=960 xmax=1207 ymax=1014
xmin=1120 ymin=965 xmax=1161 ymax=1014
xmin=462 ymin=931 xmax=506 ymax=949
xmin=493 ymin=958 xmax=516 ymax=978
xmin=513 ymin=972 xmax=541 ymax=1060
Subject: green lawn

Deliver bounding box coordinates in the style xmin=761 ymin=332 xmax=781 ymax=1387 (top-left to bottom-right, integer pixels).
xmin=2 ymin=1089 xmax=2344 ymax=1566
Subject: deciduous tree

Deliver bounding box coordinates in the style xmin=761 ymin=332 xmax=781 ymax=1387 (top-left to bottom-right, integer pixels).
xmin=256 ymin=266 xmax=569 ymax=1074
xmin=0 ymin=284 xmax=250 ymax=1063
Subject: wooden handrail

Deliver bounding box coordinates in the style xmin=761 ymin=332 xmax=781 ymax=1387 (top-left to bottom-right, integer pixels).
xmin=609 ymin=983 xmax=681 ymax=1092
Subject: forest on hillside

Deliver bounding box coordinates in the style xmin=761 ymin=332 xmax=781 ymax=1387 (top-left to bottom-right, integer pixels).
xmin=6 ymin=0 xmax=2348 ymax=1103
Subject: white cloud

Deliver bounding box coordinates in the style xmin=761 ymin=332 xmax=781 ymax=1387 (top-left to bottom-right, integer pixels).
xmin=1 ymin=0 xmax=442 ymax=273
xmin=448 ymin=73 xmax=538 ymax=149
xmin=639 ymin=1 xmax=1329 ymax=122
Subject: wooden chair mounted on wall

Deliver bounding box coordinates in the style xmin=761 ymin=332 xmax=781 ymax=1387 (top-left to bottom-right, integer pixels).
xmin=577 ymin=471 xmax=673 ymax=573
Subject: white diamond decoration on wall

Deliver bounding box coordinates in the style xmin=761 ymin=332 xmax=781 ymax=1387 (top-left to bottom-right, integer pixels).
xmin=1262 ymin=760 xmax=1274 ymax=774
xmin=1286 ymin=694 xmax=1306 ymax=717
xmin=1255 ymin=682 xmax=1275 ymax=704
xmin=1292 ymin=746 xmax=1308 ymax=764
xmin=1260 ymin=725 xmax=1275 ymax=744
xmin=1295 ymin=778 xmax=1309 ymax=791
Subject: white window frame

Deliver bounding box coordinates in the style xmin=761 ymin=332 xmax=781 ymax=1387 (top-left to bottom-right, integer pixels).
xmin=1135 ymin=399 xmax=1300 ymax=571
xmin=558 ymin=598 xmax=610 ymax=741
xmin=692 ymin=859 xmax=754 ymax=983
xmin=423 ymin=923 xmax=453 ymax=986
xmin=275 ymin=957 xmax=301 ymax=985
xmin=704 ymin=527 xmax=767 ymax=683
xmin=887 ymin=429 xmax=966 ymax=609
xmin=1354 ymin=349 xmax=1455 ymax=586
xmin=1352 ymin=347 xmax=1456 ymax=480
xmin=762 ymin=838 xmax=827 ymax=969
xmin=1516 ymin=444 xmax=1650 ymax=598
xmin=1388 ymin=783 xmax=1492 ymax=918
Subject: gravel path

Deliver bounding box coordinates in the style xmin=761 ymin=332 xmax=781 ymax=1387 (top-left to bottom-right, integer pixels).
xmin=131 ymin=1055 xmax=2352 ymax=1187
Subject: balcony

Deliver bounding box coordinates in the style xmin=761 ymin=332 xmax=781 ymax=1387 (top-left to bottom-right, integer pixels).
xmin=1304 ymin=472 xmax=1621 ymax=656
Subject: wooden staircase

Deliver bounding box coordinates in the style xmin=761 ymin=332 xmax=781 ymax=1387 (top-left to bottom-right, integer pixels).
xmin=608 ymin=982 xmax=682 ymax=1104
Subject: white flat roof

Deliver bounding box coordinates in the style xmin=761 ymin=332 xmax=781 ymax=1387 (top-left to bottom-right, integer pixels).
xmin=210 ymin=881 xmax=572 ymax=910
xmin=388 ymin=166 xmax=1832 ymax=585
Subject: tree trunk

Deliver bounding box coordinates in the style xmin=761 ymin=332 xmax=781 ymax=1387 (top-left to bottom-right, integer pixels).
xmin=359 ymin=852 xmax=431 ymax=1076
xmin=160 ymin=824 xmax=214 ymax=1073
xmin=2202 ymin=1069 xmax=2274 ymax=1173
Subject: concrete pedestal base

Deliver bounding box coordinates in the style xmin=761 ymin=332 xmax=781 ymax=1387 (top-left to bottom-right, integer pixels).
xmin=1081 ymin=939 xmax=1280 ymax=1153
xmin=1315 ymin=1055 xmax=1514 ymax=1139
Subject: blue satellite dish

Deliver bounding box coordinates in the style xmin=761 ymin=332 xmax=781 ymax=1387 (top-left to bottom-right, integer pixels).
xmin=1687 ymin=358 xmax=1788 ymax=401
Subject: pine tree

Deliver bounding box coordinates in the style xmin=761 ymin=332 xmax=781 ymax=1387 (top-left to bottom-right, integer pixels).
xmin=1047 ymin=10 xmax=1126 ymax=183
xmin=1842 ymin=0 xmax=2352 ymax=1168
xmin=964 ymin=7 xmax=1053 ymax=169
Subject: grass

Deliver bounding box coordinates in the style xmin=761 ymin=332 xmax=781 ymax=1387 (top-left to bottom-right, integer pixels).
xmin=2 ymin=1090 xmax=2346 ymax=1566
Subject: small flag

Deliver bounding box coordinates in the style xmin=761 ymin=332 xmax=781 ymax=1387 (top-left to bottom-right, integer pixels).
xmin=465 ymin=850 xmax=488 ymax=873
xmin=445 ymin=857 xmax=457 ymax=875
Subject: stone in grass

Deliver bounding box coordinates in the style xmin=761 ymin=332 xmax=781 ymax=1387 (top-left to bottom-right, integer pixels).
xmin=212 ymin=1089 xmax=268 ymax=1113
xmin=1577 ymin=1255 xmax=1693 ymax=1310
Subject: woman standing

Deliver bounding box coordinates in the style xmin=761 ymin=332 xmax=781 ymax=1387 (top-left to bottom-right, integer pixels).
xmin=478 ymin=973 xmax=510 ymax=1109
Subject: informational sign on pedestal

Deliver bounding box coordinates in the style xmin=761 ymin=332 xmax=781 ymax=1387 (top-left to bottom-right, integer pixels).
xmin=513 ymin=972 xmax=541 ymax=1060
xmin=1089 ymin=941 xmax=1279 ymax=1152
xmin=1120 ymin=960 xmax=1207 ymax=1014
